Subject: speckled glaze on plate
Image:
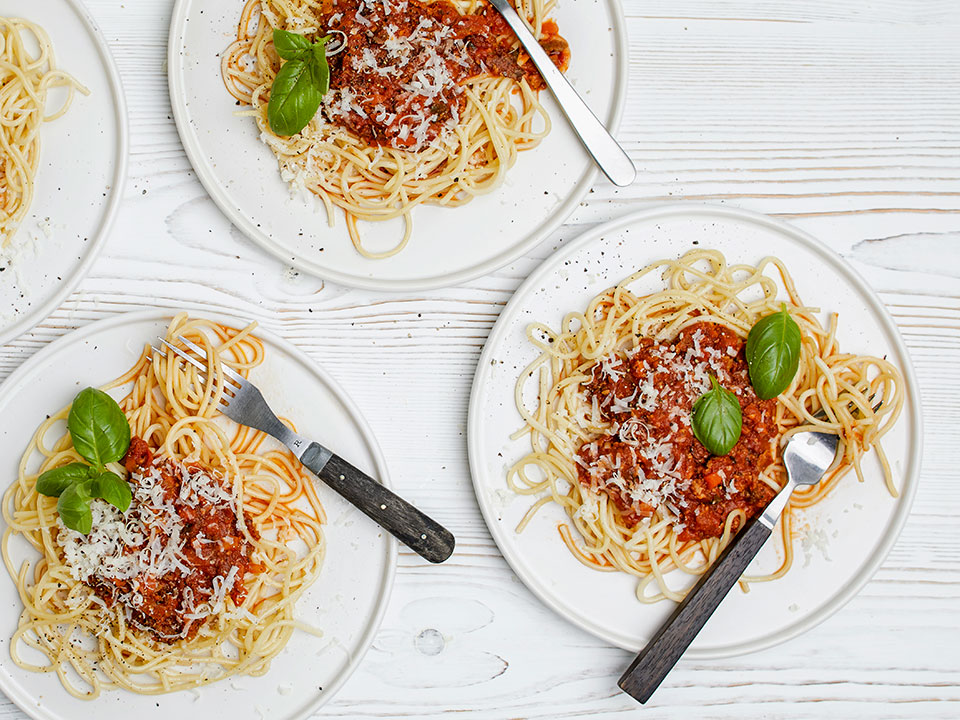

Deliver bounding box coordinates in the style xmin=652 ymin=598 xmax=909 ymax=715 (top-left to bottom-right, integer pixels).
xmin=0 ymin=310 xmax=396 ymax=720
xmin=167 ymin=0 xmax=628 ymax=290
xmin=468 ymin=204 xmax=922 ymax=658
xmin=0 ymin=0 xmax=127 ymax=345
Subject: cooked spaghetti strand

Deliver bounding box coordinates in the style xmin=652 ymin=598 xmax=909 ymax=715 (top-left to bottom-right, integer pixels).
xmin=508 ymin=250 xmax=904 ymax=603
xmin=2 ymin=314 xmax=326 ymax=698
xmin=1 ymin=17 xmax=88 ymax=246
xmin=221 ymin=0 xmax=566 ymax=257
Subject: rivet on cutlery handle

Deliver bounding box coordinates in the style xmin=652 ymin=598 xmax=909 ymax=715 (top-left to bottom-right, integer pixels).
xmin=617 ymin=515 xmax=773 ymax=703
xmin=300 ymin=443 xmax=455 ymax=564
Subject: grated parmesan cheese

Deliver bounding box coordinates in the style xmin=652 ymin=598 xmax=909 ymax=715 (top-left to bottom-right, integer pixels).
xmin=578 ymin=324 xmax=761 ymax=528
xmin=57 ymin=459 xmax=248 ymax=638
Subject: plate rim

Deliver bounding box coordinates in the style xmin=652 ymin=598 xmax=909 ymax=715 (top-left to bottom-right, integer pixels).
xmin=0 ymin=308 xmax=398 ymax=720
xmin=166 ymin=0 xmax=629 ymax=291
xmin=466 ymin=201 xmax=924 ymax=659
xmin=0 ymin=0 xmax=129 ymax=346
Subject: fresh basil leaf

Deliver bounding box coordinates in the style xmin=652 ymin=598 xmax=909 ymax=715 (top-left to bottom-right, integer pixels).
xmin=57 ymin=481 xmax=93 ymax=534
xmin=268 ymin=57 xmax=326 ymax=137
xmin=67 ymin=387 xmax=131 ymax=470
xmin=267 ymin=33 xmax=332 ymax=138
xmin=36 ymin=463 xmax=90 ymax=497
xmin=311 ymin=40 xmax=330 ymax=96
xmin=692 ymin=376 xmax=743 ymax=456
xmin=746 ymin=303 xmax=802 ymax=400
xmin=89 ymin=472 xmax=132 ymax=513
xmin=273 ymin=29 xmax=311 ymax=61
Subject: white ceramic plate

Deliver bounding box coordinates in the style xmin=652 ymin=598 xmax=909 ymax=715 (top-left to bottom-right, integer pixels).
xmin=467 ymin=204 xmax=923 ymax=658
xmin=0 ymin=310 xmax=396 ymax=719
xmin=0 ymin=0 xmax=127 ymax=344
xmin=168 ymin=0 xmax=627 ymax=290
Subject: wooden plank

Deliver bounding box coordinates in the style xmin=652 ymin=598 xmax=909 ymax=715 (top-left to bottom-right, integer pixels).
xmin=0 ymin=0 xmax=957 ymax=716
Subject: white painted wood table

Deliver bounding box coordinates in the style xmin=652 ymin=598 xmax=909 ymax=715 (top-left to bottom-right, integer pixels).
xmin=2 ymin=0 xmax=959 ymax=717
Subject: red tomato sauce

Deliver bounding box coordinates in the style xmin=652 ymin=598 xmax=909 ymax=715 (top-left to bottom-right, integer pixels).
xmin=86 ymin=438 xmax=259 ymax=642
xmin=576 ymin=322 xmax=780 ymax=542
xmin=317 ymin=0 xmax=570 ymax=149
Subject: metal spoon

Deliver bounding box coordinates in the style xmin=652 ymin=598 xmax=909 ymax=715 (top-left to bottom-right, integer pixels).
xmin=618 ymin=429 xmax=841 ymax=703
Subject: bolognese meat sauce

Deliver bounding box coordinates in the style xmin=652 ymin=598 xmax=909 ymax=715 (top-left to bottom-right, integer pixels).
xmin=314 ymin=0 xmax=570 ymax=150
xmin=58 ymin=437 xmax=258 ymax=643
xmin=576 ymin=322 xmax=780 ymax=541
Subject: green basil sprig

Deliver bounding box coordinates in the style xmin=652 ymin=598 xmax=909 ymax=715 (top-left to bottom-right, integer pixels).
xmin=36 ymin=387 xmax=133 ymax=534
xmin=267 ymin=29 xmax=332 ymax=137
xmin=67 ymin=385 xmax=131 ymax=468
xmin=691 ymin=376 xmax=743 ymax=456
xmin=746 ymin=303 xmax=802 ymax=400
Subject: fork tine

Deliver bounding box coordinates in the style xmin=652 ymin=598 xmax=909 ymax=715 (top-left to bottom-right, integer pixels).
xmin=174 ymin=334 xmax=207 ymax=359
xmin=812 ymin=391 xmax=883 ymax=422
xmin=152 ymin=342 xmax=238 ymax=415
xmin=159 ymin=339 xmax=242 ymax=393
xmin=159 ymin=339 xmax=207 ymax=372
xmin=176 ymin=335 xmax=247 ymax=384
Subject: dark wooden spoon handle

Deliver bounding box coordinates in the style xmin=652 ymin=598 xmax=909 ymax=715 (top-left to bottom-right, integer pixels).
xmin=618 ymin=515 xmax=773 ymax=702
xmin=301 ymin=443 xmax=455 ymax=564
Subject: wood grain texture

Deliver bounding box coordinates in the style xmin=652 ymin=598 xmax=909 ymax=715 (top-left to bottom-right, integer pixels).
xmin=619 ymin=517 xmax=776 ymax=703
xmin=1 ymin=0 xmax=958 ymax=717
xmin=315 ymin=451 xmax=456 ymax=563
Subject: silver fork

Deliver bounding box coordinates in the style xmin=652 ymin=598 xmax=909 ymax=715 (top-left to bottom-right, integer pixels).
xmin=618 ymin=429 xmax=842 ymax=702
xmin=154 ymin=336 xmax=455 ymax=564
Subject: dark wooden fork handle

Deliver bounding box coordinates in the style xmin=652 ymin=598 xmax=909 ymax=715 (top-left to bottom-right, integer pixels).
xmin=301 ymin=443 xmax=455 ymax=564
xmin=618 ymin=515 xmax=772 ymax=702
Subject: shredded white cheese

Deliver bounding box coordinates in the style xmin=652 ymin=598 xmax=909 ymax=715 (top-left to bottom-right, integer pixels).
xmin=57 ymin=459 xmax=246 ymax=637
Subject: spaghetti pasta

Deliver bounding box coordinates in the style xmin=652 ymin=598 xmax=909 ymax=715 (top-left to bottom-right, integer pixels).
xmin=0 ymin=17 xmax=88 ymax=246
xmin=1 ymin=314 xmax=326 ymax=698
xmin=221 ymin=0 xmax=567 ymax=258
xmin=507 ymin=250 xmax=904 ymax=603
